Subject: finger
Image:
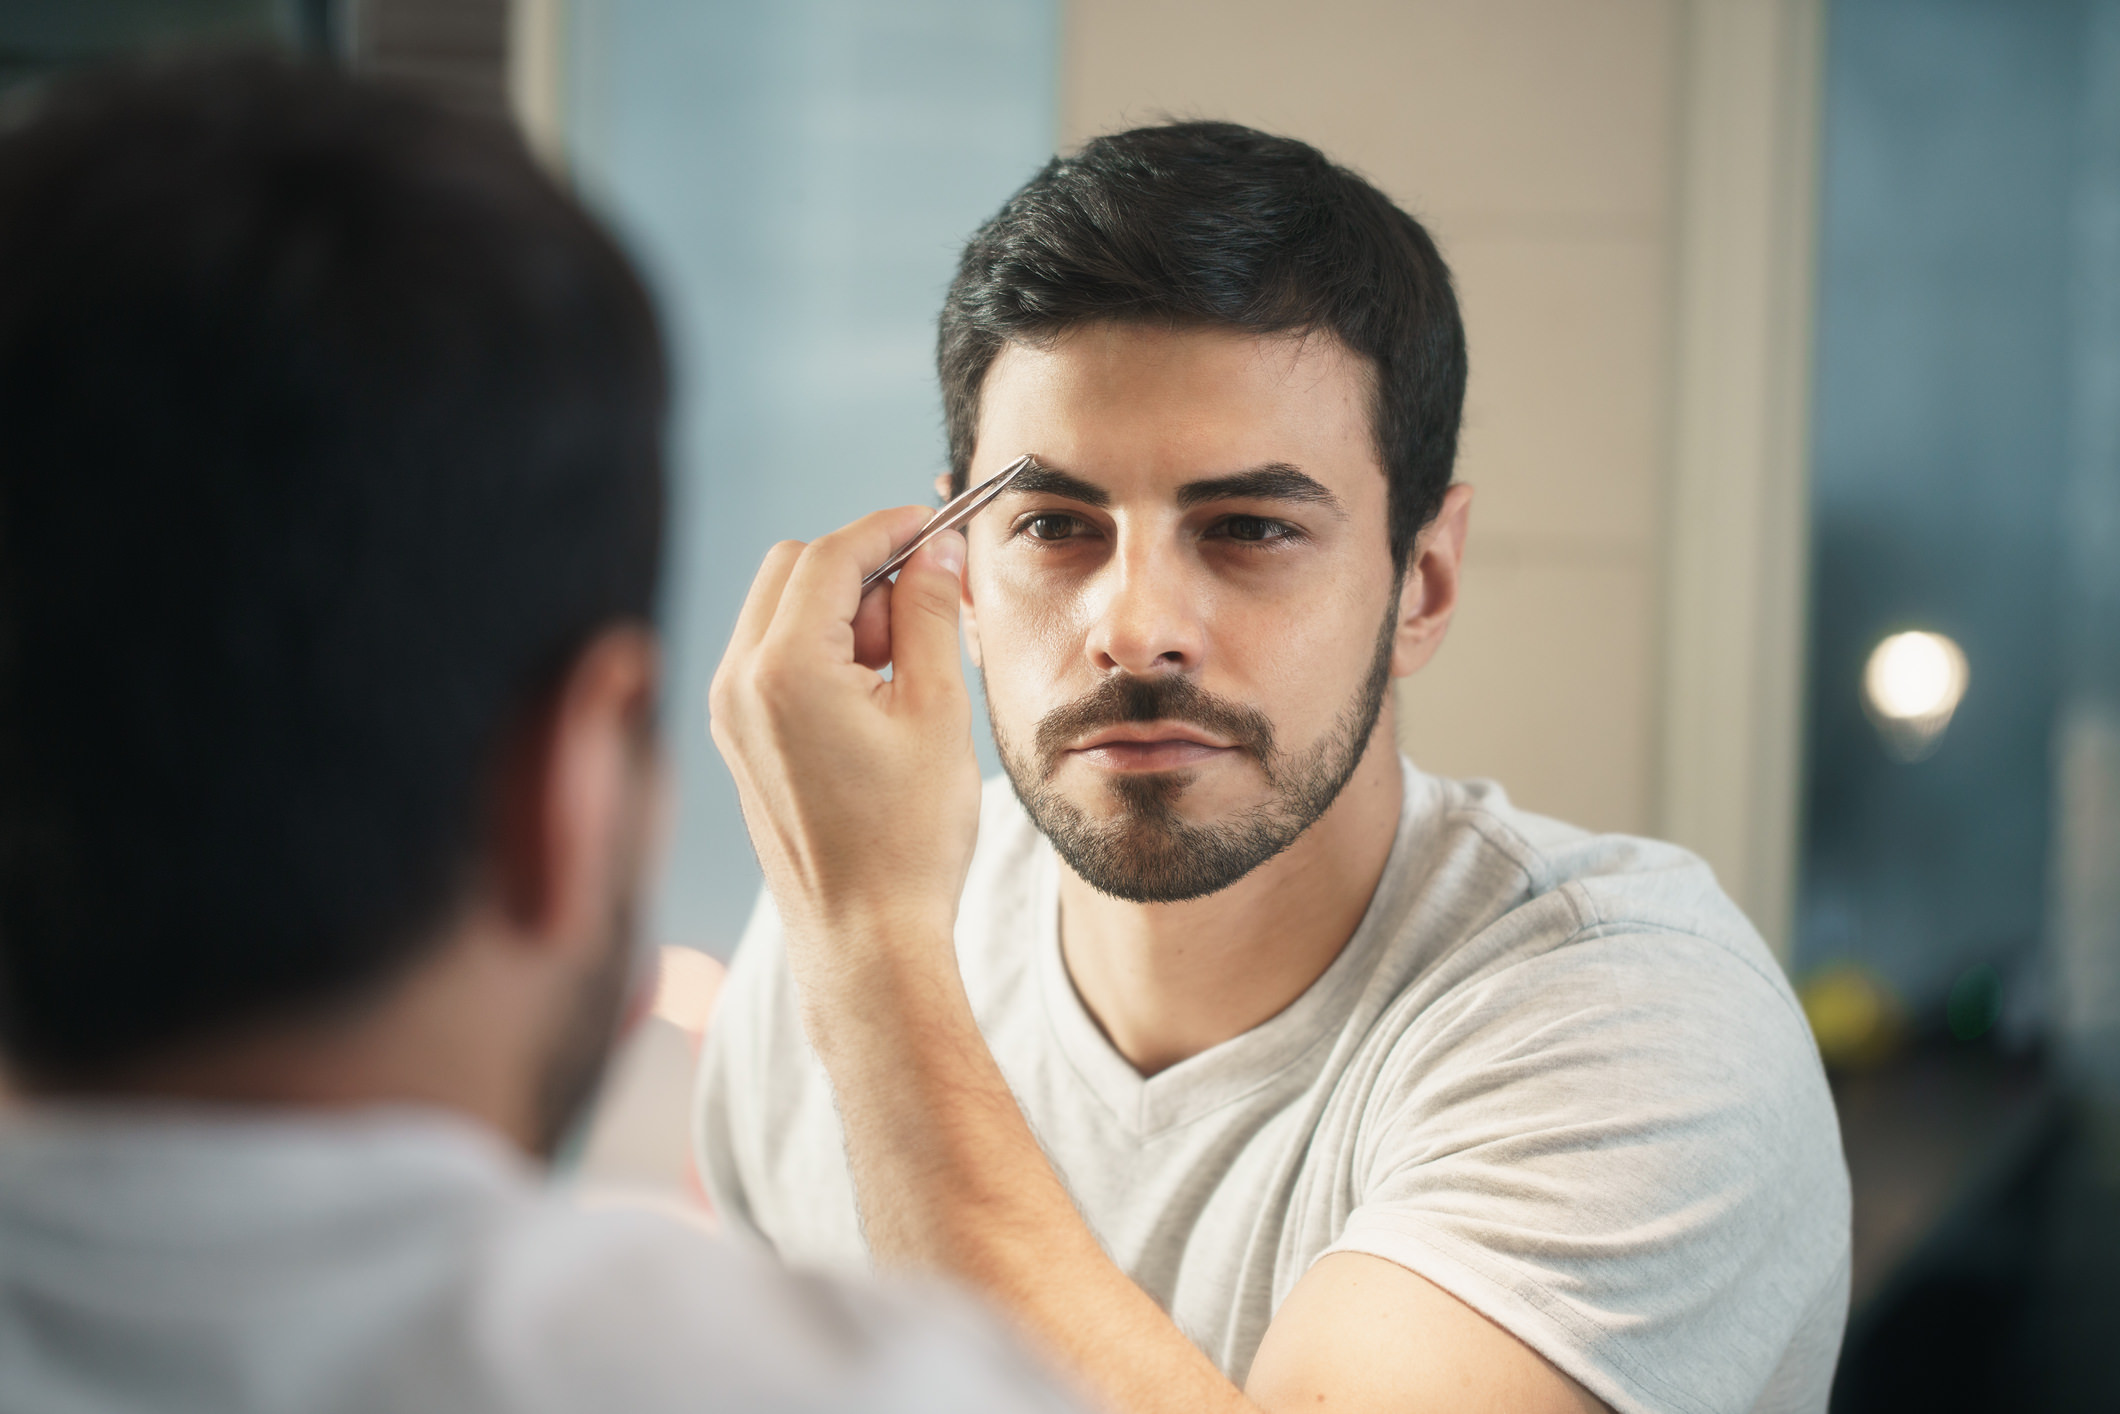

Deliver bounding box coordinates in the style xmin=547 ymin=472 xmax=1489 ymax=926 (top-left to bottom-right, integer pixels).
xmin=885 ymin=530 xmax=968 ymax=703
xmin=851 ymin=579 xmax=893 ymax=670
xmin=710 ymin=540 xmax=808 ymax=780
xmin=770 ymin=505 xmax=935 ymax=658
xmin=724 ymin=539 xmax=807 ymax=661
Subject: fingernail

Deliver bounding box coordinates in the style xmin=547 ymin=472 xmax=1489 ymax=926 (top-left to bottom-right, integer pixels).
xmin=931 ymin=530 xmax=965 ymax=577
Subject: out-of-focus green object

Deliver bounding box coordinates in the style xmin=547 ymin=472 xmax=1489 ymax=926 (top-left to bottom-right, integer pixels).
xmin=1802 ymin=962 xmax=1907 ymax=1069
xmin=1946 ymin=963 xmax=2003 ymax=1041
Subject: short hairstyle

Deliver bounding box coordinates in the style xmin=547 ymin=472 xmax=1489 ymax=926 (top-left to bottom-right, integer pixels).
xmin=938 ymin=121 xmax=1467 ymax=570
xmin=0 ymin=55 xmax=667 ymax=1082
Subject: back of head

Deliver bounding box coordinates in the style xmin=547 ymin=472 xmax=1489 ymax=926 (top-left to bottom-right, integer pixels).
xmin=0 ymin=55 xmax=666 ymax=1085
xmin=938 ymin=121 xmax=1466 ymax=570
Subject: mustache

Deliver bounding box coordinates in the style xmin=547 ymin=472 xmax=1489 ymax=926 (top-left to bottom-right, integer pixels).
xmin=1032 ymin=674 xmax=1278 ymax=770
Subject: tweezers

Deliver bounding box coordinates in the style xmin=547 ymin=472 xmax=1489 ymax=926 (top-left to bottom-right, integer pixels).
xmin=859 ymin=453 xmax=1037 ymax=595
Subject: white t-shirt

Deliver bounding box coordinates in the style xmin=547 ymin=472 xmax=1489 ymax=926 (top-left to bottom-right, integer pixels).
xmin=0 ymin=1106 xmax=1080 ymax=1414
xmin=696 ymin=761 xmax=1853 ymax=1414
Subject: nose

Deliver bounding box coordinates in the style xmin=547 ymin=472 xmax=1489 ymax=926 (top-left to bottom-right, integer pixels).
xmin=1081 ymin=535 xmax=1206 ymax=676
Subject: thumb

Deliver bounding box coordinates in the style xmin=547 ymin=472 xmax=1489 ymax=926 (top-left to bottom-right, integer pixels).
xmin=887 ymin=531 xmax=968 ymax=705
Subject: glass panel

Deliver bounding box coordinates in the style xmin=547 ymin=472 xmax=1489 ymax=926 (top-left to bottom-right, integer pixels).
xmin=563 ymin=0 xmax=1059 ymax=955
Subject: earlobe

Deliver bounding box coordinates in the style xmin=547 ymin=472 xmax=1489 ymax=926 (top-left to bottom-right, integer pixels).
xmin=1389 ymin=483 xmax=1474 ymax=678
xmin=1389 ymin=567 xmax=1430 ymax=679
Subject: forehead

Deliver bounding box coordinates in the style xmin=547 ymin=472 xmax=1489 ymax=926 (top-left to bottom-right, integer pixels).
xmin=976 ymin=323 xmax=1380 ymax=499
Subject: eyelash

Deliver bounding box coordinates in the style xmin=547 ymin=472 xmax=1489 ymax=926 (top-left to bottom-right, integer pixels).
xmin=1210 ymin=515 xmax=1304 ymax=546
xmin=1009 ymin=512 xmax=1305 ymax=547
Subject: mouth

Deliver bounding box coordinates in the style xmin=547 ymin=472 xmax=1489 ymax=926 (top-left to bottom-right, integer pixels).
xmin=1066 ymin=722 xmax=1239 ymax=774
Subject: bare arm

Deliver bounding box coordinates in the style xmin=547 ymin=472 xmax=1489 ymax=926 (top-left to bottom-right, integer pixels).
xmin=708 ymin=511 xmax=1606 ymax=1414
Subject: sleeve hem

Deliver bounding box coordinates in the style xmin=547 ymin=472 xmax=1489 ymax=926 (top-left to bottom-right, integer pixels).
xmin=1318 ymin=1215 xmax=1713 ymax=1414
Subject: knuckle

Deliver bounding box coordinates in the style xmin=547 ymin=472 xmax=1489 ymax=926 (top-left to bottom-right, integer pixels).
xmin=706 ymin=664 xmax=739 ymax=715
xmin=750 ymin=659 xmax=797 ymax=705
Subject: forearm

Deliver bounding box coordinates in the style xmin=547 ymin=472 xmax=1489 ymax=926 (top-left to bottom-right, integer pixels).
xmin=798 ymin=923 xmax=1252 ymax=1414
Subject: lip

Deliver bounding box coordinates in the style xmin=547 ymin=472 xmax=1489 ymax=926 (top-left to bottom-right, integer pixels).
xmin=1065 ymin=722 xmax=1238 ymax=774
xmin=1071 ymin=721 xmax=1235 ymax=752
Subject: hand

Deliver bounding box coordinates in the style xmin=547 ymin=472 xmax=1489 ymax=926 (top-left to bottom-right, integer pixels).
xmin=707 ymin=508 xmax=982 ymax=1011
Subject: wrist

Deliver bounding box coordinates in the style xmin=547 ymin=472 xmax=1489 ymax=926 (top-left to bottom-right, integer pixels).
xmin=783 ymin=915 xmax=969 ymax=1057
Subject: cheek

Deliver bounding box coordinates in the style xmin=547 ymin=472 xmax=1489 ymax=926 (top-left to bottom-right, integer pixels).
xmin=970 ymin=566 xmax=1088 ymax=706
xmin=1211 ymin=580 xmax=1388 ymax=717
xmin=1209 ymin=615 xmax=1294 ymax=690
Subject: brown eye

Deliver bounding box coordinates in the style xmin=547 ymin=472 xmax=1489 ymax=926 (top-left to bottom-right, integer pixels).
xmin=1022 ymin=513 xmax=1082 ymax=541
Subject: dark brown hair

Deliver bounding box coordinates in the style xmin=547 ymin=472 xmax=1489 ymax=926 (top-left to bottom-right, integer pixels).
xmin=937 ymin=121 xmax=1466 ymax=571
xmin=0 ymin=54 xmax=665 ymax=1081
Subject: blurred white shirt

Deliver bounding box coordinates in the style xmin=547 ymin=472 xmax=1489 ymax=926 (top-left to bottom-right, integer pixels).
xmin=0 ymin=1106 xmax=1079 ymax=1414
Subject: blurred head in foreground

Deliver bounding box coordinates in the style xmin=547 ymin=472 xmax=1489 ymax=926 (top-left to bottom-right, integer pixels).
xmin=0 ymin=54 xmax=668 ymax=1155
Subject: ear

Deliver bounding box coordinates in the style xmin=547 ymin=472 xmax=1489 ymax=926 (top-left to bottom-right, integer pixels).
xmin=490 ymin=626 xmax=661 ymax=960
xmin=1391 ymin=483 xmax=1474 ymax=678
xmin=936 ymin=468 xmax=987 ymax=669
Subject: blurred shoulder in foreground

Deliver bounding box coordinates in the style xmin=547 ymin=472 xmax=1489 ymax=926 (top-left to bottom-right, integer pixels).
xmin=0 ymin=52 xmax=1078 ymax=1414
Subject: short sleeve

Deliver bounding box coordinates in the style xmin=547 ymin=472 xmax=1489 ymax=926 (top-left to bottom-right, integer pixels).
xmin=1323 ymin=931 xmax=1850 ymax=1414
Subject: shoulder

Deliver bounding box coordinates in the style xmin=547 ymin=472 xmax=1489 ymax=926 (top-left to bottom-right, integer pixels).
xmin=1393 ymin=768 xmax=1797 ymax=1025
xmin=1372 ymin=767 xmax=1827 ymax=1155
xmin=1329 ymin=769 xmax=1850 ymax=1412
xmin=467 ymin=1200 xmax=1078 ymax=1413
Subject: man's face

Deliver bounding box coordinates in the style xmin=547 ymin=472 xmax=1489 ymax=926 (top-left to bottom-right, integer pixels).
xmin=962 ymin=323 xmax=1412 ymax=903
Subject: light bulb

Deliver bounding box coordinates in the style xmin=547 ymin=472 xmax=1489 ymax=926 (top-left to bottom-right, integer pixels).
xmin=1861 ymin=630 xmax=1968 ymax=762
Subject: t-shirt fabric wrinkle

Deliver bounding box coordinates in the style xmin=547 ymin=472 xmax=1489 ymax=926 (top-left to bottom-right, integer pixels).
xmin=696 ymin=759 xmax=1853 ymax=1414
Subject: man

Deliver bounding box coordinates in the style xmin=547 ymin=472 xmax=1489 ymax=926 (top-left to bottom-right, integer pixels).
xmin=0 ymin=56 xmax=1080 ymax=1413
xmin=701 ymin=124 xmax=1852 ymax=1414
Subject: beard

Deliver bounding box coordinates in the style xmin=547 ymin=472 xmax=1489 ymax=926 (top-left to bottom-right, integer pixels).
xmin=530 ymin=886 xmax=635 ymax=1160
xmin=531 ymin=744 xmax=655 ymax=1161
xmin=991 ymin=600 xmax=1400 ymax=904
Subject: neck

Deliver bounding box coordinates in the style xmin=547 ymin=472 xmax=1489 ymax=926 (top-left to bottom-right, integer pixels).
xmin=1056 ymin=717 xmax=1405 ymax=1076
xmin=13 ymin=925 xmax=553 ymax=1155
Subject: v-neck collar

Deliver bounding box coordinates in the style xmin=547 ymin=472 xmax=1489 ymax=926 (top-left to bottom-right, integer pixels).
xmin=1034 ymin=759 xmax=1436 ymax=1136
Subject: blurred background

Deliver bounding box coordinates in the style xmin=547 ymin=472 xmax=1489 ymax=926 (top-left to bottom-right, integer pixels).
xmin=4 ymin=1 xmax=2117 ymax=1407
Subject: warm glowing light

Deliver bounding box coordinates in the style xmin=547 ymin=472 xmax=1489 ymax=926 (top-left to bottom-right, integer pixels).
xmin=652 ymin=946 xmax=725 ymax=1034
xmin=1861 ymin=630 xmax=1969 ymax=761
xmin=1864 ymin=631 xmax=1967 ymax=721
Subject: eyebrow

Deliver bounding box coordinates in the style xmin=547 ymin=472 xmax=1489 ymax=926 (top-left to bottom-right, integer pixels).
xmin=1177 ymin=463 xmax=1342 ymax=513
xmin=1004 ymin=463 xmax=1112 ymax=507
xmin=1001 ymin=461 xmax=1341 ymax=515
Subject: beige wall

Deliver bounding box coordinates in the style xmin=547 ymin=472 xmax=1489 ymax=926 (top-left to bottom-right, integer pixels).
xmin=1064 ymin=0 xmax=1685 ymax=837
